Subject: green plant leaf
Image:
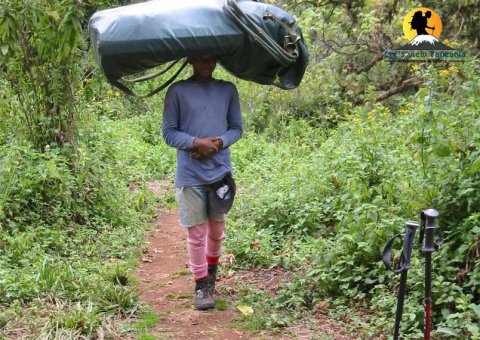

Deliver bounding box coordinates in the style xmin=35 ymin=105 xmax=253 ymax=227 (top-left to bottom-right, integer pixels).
xmin=237 ymin=305 xmax=254 ymax=315
xmin=470 ymin=156 xmax=480 ymax=173
xmin=435 ymin=327 xmax=459 ymax=337
xmin=84 ymin=84 xmax=94 ymax=101
xmin=433 ymin=143 xmax=451 ymax=157
xmin=469 ymin=303 xmax=480 ymax=319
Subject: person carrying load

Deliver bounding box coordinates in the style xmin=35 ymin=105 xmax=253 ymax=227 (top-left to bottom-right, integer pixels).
xmin=162 ymin=55 xmax=242 ymax=310
xmin=89 ymin=0 xmax=309 ymax=310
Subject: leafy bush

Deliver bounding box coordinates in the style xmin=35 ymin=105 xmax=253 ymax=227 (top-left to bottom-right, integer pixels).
xmin=227 ymin=60 xmax=480 ymax=338
xmin=0 ymin=106 xmax=175 ymax=336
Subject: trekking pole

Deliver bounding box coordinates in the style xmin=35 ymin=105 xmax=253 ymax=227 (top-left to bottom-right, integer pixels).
xmin=382 ymin=220 xmax=420 ymax=340
xmin=420 ymin=209 xmax=439 ymax=340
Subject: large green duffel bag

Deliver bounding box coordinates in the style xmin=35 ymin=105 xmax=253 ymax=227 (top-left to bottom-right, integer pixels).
xmin=89 ymin=0 xmax=308 ymax=95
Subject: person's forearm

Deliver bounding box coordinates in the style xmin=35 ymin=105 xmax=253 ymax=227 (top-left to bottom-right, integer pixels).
xmin=163 ymin=127 xmax=195 ymax=150
xmin=221 ymin=85 xmax=243 ymax=148
xmin=220 ymin=125 xmax=243 ymax=148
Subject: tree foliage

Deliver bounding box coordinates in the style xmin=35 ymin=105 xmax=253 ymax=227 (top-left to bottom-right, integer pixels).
xmin=1 ymin=0 xmax=85 ymax=149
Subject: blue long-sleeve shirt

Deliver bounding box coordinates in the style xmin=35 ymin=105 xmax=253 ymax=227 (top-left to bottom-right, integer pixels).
xmin=162 ymin=79 xmax=243 ymax=187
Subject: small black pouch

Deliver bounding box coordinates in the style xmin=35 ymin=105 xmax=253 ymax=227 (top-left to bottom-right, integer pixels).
xmin=208 ymin=172 xmax=236 ymax=214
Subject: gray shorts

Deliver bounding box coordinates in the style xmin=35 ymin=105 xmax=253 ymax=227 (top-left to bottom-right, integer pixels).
xmin=176 ymin=186 xmax=226 ymax=227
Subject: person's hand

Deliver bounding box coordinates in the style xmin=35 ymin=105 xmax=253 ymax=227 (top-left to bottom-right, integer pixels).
xmin=190 ymin=137 xmax=219 ymax=160
xmin=211 ymin=137 xmax=223 ymax=150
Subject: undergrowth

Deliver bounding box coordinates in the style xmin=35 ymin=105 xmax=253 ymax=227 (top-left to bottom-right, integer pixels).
xmin=227 ymin=60 xmax=480 ymax=338
xmin=0 ymin=104 xmax=175 ymax=338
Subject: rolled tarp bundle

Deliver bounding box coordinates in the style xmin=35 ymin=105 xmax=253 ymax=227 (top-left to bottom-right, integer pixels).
xmin=88 ymin=0 xmax=308 ymax=95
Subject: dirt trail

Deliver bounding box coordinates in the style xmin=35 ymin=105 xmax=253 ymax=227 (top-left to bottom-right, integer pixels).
xmin=135 ymin=181 xmax=249 ymax=339
xmin=134 ymin=181 xmax=353 ymax=339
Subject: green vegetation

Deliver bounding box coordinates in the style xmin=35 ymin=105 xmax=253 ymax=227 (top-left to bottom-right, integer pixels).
xmin=1 ymin=0 xmax=479 ymax=338
xmin=227 ymin=60 xmax=480 ymax=338
xmin=0 ymin=110 xmax=172 ymax=337
xmin=215 ymin=299 xmax=229 ymax=311
xmin=133 ymin=311 xmax=160 ymax=330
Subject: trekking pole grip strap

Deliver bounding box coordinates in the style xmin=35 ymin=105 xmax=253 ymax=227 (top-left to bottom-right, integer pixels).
xmin=382 ymin=221 xmax=419 ymax=273
xmin=382 ymin=232 xmax=403 ymax=270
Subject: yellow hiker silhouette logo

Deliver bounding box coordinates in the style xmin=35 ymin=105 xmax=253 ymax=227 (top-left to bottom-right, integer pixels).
xmin=403 ymin=8 xmax=442 ymax=42
xmin=384 ymin=7 xmax=466 ymax=62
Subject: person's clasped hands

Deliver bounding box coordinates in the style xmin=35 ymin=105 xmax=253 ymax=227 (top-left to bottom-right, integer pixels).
xmin=190 ymin=137 xmax=223 ymax=159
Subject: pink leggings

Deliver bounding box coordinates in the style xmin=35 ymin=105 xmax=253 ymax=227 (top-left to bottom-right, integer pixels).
xmin=187 ymin=218 xmax=225 ymax=280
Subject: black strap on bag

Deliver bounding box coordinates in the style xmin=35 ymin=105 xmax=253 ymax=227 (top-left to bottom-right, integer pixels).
xmin=108 ymin=59 xmax=189 ymax=97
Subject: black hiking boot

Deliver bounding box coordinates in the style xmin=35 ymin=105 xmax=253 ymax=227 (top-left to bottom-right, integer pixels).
xmin=194 ymin=277 xmax=214 ymax=310
xmin=207 ymin=264 xmax=218 ymax=295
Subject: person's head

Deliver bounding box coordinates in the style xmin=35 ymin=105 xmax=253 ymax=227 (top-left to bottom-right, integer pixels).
xmin=425 ymin=11 xmax=431 ymax=18
xmin=187 ymin=55 xmax=217 ymax=81
xmin=413 ymin=11 xmax=422 ymax=19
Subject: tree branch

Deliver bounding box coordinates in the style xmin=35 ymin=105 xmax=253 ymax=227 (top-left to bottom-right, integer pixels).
xmin=376 ymin=77 xmax=423 ymax=101
xmin=292 ymin=0 xmax=335 ymax=9
xmin=452 ymin=15 xmax=465 ymax=41
xmin=355 ymin=52 xmax=383 ymax=74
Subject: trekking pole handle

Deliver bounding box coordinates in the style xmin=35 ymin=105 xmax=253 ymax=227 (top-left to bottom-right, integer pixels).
xmin=382 ymin=221 xmax=419 ymax=272
xmin=399 ymin=221 xmax=420 ymax=272
xmin=422 ymin=209 xmax=439 ymax=253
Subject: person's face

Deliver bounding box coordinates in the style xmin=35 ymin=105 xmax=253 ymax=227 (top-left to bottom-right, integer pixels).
xmin=189 ymin=56 xmax=217 ymax=79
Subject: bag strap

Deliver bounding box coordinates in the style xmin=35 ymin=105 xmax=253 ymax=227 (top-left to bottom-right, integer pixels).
xmin=124 ymin=58 xmax=183 ymax=83
xmin=108 ymin=59 xmax=189 ymax=97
